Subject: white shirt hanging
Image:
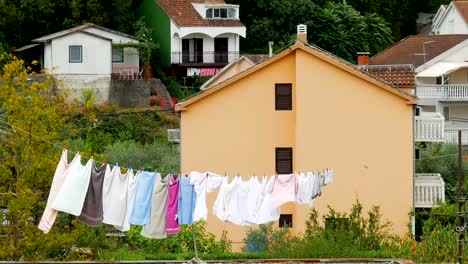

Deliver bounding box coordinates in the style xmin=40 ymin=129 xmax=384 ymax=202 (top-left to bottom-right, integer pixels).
xmin=255 ymin=176 xmax=280 ymax=224
xmin=190 ymin=171 xmax=224 ymax=222
xmin=103 ymin=166 xmax=131 ymax=226
xmin=52 ymin=155 xmax=93 ymax=216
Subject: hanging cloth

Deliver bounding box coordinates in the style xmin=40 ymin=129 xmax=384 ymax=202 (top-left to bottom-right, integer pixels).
xmin=256 ymin=176 xmax=281 ymax=224
xmin=224 ymin=176 xmax=250 ymax=226
xmin=114 ymin=169 xmax=139 ymax=232
xmin=166 ymin=175 xmax=180 ymax=235
xmin=129 ymin=171 xmax=157 ymax=225
xmin=141 ymin=173 xmax=169 ymax=239
xmin=296 ymin=172 xmax=316 ymax=206
xmin=244 ymin=176 xmax=263 ymax=224
xmin=190 ymin=171 xmax=224 ymax=222
xmin=38 ymin=149 xmax=78 ymax=233
xmin=177 ymin=175 xmax=196 ymax=225
xmin=270 ymin=174 xmax=297 ymax=208
xmin=102 ymin=167 xmax=132 ymax=226
xmin=213 ymin=176 xmax=236 ymax=222
xmin=52 ymin=155 xmax=93 ymax=216
xmin=78 ymin=163 xmax=110 ymax=226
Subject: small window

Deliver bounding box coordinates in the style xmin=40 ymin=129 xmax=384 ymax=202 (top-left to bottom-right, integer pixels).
xmin=276 ymin=147 xmax=292 ymax=174
xmin=206 ymin=8 xmax=213 ymax=18
xmin=279 ymin=214 xmax=293 ymax=228
xmin=443 ymin=106 xmax=449 ymax=120
xmin=436 ymin=76 xmax=442 ymax=85
xmin=228 ymin=8 xmax=236 ymax=18
xmin=112 ymin=47 xmax=124 ymax=63
xmin=220 ymin=8 xmax=228 ymax=18
xmin=415 ymin=106 xmax=421 ymax=116
xmin=275 ymin=83 xmax=292 ymax=110
xmin=214 ymin=8 xmax=220 ymax=18
xmin=415 ymin=149 xmax=420 ymax=160
xmin=69 ymin=45 xmax=82 ymax=63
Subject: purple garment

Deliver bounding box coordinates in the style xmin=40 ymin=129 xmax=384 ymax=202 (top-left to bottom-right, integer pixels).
xmin=166 ymin=175 xmax=180 ymax=235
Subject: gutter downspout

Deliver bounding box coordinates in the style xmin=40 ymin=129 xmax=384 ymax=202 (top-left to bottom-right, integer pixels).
xmin=412 ymin=104 xmax=416 ymax=238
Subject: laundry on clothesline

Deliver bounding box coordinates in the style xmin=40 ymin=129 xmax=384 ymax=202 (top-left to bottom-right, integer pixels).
xmin=39 ymin=149 xmax=333 ymax=239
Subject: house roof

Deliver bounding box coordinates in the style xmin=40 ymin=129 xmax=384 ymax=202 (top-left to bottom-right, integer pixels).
xmin=155 ymin=0 xmax=244 ymax=27
xmin=365 ymin=67 xmax=415 ymax=88
xmin=454 ymin=1 xmax=468 ymax=23
xmin=177 ymin=41 xmax=416 ymax=111
xmin=243 ymin=54 xmax=269 ymax=64
xmin=32 ymin=23 xmax=139 ymax=43
xmin=369 ymin=34 xmax=468 ymax=68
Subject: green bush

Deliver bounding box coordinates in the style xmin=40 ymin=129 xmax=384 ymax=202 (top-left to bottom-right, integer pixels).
xmin=104 ymin=140 xmax=179 ymax=173
xmin=126 ymin=221 xmax=231 ymax=255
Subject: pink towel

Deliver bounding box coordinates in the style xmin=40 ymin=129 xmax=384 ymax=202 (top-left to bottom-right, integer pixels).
xmin=166 ymin=175 xmax=180 ymax=235
xmin=38 ymin=150 xmax=77 ymax=233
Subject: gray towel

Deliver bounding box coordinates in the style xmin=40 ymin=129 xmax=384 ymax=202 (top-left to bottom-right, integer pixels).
xmin=78 ymin=162 xmax=107 ymax=227
xmin=141 ymin=174 xmax=169 ymax=239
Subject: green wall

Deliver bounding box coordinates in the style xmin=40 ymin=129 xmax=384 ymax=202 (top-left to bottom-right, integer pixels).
xmin=137 ymin=0 xmax=171 ymax=68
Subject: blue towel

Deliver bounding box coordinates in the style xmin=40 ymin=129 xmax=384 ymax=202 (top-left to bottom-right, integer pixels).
xmin=129 ymin=171 xmax=157 ymax=225
xmin=177 ymin=175 xmax=196 ymax=225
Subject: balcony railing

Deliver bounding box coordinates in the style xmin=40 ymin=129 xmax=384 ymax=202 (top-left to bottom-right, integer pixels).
xmin=171 ymin=51 xmax=240 ymax=65
xmin=112 ymin=67 xmax=152 ymax=80
xmin=445 ymin=128 xmax=468 ymax=145
xmin=415 ymin=173 xmax=445 ymax=208
xmin=415 ymin=113 xmax=445 ymax=142
xmin=416 ymin=84 xmax=468 ymax=100
xmin=167 ymin=129 xmax=180 ymax=143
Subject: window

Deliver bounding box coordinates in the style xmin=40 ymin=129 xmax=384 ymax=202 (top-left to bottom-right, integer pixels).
xmin=206 ymin=8 xmax=236 ymax=19
xmin=69 ymin=45 xmax=82 ymax=63
xmin=415 ymin=106 xmax=421 ymax=116
xmin=443 ymin=106 xmax=450 ymax=120
xmin=275 ymin=83 xmax=292 ymax=110
xmin=276 ymin=147 xmax=292 ymax=174
xmin=415 ymin=149 xmax=420 ymax=160
xmin=279 ymin=214 xmax=293 ymax=228
xmin=112 ymin=47 xmax=124 ymax=63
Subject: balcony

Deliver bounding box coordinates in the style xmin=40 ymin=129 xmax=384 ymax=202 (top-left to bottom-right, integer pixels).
xmin=415 ymin=173 xmax=445 ymax=208
xmin=112 ymin=67 xmax=152 ymax=80
xmin=171 ymin=51 xmax=240 ymax=66
xmin=445 ymin=128 xmax=468 ymax=145
xmin=415 ymin=113 xmax=445 ymax=142
xmin=416 ymin=84 xmax=468 ymax=101
xmin=167 ymin=129 xmax=180 ymax=143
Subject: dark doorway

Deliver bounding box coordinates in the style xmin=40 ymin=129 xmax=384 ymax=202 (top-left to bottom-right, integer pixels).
xmin=214 ymin=38 xmax=228 ymax=63
xmin=182 ymin=39 xmax=203 ymax=63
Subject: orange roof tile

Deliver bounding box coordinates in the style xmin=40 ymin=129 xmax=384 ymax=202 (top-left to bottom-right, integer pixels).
xmin=370 ymin=34 xmax=468 ymax=68
xmin=366 ymin=69 xmax=415 ymax=88
xmin=156 ymin=0 xmax=244 ymax=27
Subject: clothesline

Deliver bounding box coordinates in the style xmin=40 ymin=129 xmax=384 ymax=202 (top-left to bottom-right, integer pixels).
xmin=0 ymin=119 xmax=179 ymax=174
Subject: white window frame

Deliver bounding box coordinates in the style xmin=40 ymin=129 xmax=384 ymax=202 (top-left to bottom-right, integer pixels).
xmin=206 ymin=7 xmax=237 ymax=19
xmin=69 ymin=45 xmax=82 ymax=63
xmin=112 ymin=47 xmax=124 ymax=63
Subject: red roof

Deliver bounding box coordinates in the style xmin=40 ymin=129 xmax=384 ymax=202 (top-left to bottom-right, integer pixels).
xmin=370 ymin=34 xmax=468 ymax=68
xmin=366 ymin=69 xmax=415 ymax=88
xmin=156 ymin=0 xmax=244 ymax=27
xmin=454 ymin=1 xmax=468 ymax=23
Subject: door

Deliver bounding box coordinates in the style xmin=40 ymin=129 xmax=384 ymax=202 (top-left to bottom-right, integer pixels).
xmin=214 ymin=38 xmax=228 ymax=63
xmin=182 ymin=39 xmax=203 ymax=63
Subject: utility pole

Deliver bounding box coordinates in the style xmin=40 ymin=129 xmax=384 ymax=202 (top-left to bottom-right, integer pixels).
xmin=458 ymin=130 xmax=464 ymax=264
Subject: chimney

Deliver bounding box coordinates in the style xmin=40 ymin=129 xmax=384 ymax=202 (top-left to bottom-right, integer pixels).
xmin=357 ymin=52 xmax=370 ymax=65
xmin=297 ymin=24 xmax=307 ymax=43
xmin=268 ymin=41 xmax=274 ymax=58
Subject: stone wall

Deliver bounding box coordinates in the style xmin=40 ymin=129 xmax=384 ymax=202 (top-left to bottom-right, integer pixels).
xmin=109 ymin=79 xmax=152 ymax=108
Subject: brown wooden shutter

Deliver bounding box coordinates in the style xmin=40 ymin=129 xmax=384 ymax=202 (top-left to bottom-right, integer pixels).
xmin=275 ymin=83 xmax=292 ymax=110
xmin=276 ymin=147 xmax=293 ymax=174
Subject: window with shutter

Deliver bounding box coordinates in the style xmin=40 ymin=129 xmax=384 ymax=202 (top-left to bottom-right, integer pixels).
xmin=275 ymin=83 xmax=292 ymax=110
xmin=276 ymin=147 xmax=293 ymax=174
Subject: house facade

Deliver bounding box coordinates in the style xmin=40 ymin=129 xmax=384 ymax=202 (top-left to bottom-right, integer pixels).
xmin=432 ymin=1 xmax=468 ymax=34
xmin=369 ymin=34 xmax=468 ymax=144
xmin=176 ymin=28 xmax=416 ymax=250
xmin=137 ymin=0 xmax=246 ymax=77
xmin=16 ymin=23 xmax=141 ymax=104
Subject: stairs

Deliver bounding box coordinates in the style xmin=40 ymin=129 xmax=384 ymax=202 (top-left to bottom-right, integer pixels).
xmin=152 ymin=79 xmax=174 ymax=111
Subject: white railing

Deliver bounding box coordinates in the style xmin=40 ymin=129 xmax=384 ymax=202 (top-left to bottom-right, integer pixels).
xmin=416 ymin=84 xmax=468 ymax=100
xmin=167 ymin=129 xmax=180 ymax=143
xmin=444 ymin=128 xmax=468 ymax=145
xmin=415 ymin=113 xmax=445 ymax=142
xmin=415 ymin=173 xmax=445 ymax=208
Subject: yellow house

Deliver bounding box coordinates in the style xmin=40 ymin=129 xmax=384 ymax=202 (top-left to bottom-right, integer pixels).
xmin=176 ymin=28 xmax=417 ymax=250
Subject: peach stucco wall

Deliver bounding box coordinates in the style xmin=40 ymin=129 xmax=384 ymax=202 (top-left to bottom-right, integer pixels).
xmin=180 ymin=49 xmax=413 ymax=251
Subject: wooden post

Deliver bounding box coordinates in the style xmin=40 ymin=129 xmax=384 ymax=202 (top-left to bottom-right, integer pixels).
xmin=458 ymin=130 xmax=464 ymax=264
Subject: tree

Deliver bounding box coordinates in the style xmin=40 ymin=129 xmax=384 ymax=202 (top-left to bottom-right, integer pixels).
xmin=0 ymin=59 xmax=88 ymax=260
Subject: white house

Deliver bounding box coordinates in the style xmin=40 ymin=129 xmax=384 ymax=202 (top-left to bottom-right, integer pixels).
xmin=142 ymin=0 xmax=246 ymax=77
xmin=432 ymin=1 xmax=468 ymax=34
xmin=16 ymin=23 xmax=141 ymax=103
